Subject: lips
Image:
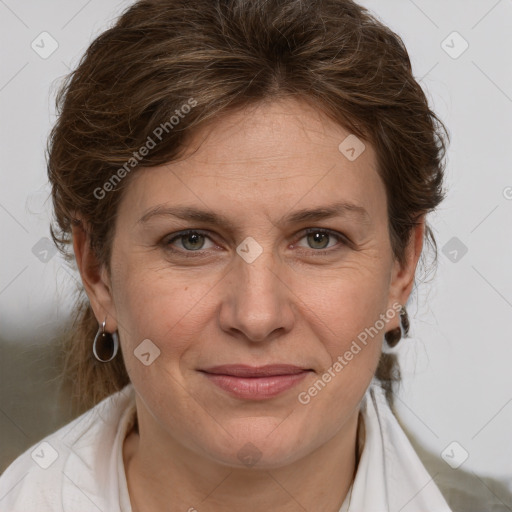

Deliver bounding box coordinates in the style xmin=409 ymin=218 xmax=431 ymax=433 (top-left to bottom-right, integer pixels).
xmin=199 ymin=364 xmax=313 ymax=400
xmin=200 ymin=364 xmax=309 ymax=377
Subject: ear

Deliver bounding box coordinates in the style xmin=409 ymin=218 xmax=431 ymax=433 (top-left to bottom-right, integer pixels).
xmin=71 ymin=217 xmax=118 ymax=332
xmin=386 ymin=215 xmax=425 ymax=319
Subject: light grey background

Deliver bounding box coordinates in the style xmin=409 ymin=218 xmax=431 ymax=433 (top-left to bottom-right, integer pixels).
xmin=0 ymin=0 xmax=511 ymax=503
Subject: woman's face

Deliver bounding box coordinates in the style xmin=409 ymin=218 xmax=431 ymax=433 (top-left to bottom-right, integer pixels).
xmin=88 ymin=98 xmax=420 ymax=468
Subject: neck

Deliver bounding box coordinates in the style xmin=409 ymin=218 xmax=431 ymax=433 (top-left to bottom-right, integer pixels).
xmin=123 ymin=403 xmax=363 ymax=512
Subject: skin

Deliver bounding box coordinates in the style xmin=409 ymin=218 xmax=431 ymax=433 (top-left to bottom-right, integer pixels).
xmin=73 ymin=97 xmax=424 ymax=512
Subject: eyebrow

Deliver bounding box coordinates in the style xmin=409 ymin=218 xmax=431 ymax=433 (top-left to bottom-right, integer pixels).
xmin=137 ymin=200 xmax=371 ymax=229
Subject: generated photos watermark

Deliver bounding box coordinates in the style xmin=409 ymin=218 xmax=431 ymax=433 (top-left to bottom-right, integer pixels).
xmin=297 ymin=301 xmax=402 ymax=405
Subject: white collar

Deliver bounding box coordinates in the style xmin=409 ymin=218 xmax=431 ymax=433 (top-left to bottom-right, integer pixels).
xmin=339 ymin=382 xmax=452 ymax=511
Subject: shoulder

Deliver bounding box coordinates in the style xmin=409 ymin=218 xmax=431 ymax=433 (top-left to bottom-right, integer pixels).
xmin=0 ymin=384 xmax=136 ymax=512
xmin=395 ymin=406 xmax=512 ymax=512
xmin=367 ymin=385 xmax=512 ymax=511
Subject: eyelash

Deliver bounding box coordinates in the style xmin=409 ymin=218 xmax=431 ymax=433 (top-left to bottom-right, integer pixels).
xmin=162 ymin=228 xmax=349 ymax=258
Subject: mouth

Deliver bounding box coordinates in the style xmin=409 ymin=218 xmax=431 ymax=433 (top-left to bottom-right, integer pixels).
xmin=198 ymin=364 xmax=313 ymax=400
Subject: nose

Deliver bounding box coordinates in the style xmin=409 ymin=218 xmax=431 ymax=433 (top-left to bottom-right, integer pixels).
xmin=218 ymin=250 xmax=295 ymax=343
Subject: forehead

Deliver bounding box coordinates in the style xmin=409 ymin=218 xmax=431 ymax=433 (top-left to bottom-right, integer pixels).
xmin=177 ymin=98 xmax=373 ymax=172
xmin=118 ymin=98 xmax=385 ymax=224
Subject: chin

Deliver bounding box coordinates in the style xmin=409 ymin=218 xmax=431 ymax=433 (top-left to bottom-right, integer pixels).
xmin=199 ymin=420 xmax=311 ymax=470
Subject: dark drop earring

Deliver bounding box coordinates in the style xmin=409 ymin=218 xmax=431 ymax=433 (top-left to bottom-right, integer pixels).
xmin=384 ymin=305 xmax=410 ymax=348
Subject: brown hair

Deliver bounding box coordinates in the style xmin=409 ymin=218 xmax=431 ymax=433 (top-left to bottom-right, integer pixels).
xmin=48 ymin=0 xmax=448 ymax=413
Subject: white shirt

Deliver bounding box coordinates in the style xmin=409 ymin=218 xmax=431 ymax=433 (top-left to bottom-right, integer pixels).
xmin=0 ymin=382 xmax=453 ymax=512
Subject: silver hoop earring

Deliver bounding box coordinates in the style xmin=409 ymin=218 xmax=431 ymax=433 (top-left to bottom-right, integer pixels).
xmin=93 ymin=317 xmax=119 ymax=362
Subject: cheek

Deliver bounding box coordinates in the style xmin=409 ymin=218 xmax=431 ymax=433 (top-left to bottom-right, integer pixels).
xmin=112 ymin=263 xmax=217 ymax=363
xmin=292 ymin=270 xmax=388 ymax=425
xmin=293 ymin=263 xmax=390 ymax=361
